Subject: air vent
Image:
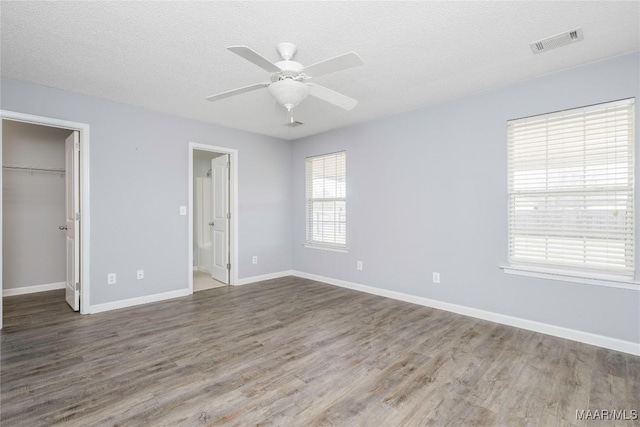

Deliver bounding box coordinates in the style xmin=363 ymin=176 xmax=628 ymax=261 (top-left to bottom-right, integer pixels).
xmin=530 ymin=27 xmax=584 ymax=54
xmin=285 ymin=121 xmax=304 ymax=128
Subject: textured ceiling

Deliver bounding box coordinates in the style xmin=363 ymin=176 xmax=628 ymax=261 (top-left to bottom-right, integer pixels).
xmin=1 ymin=1 xmax=639 ymax=140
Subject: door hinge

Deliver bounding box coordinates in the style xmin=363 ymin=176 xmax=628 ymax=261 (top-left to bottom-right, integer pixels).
xmin=75 ymin=212 xmax=81 ymax=221
xmin=75 ymin=282 xmax=80 ymax=291
xmin=227 ymin=162 xmax=230 ymax=169
xmin=227 ymin=263 xmax=231 ymax=270
xmin=227 ymin=212 xmax=230 ymax=219
xmin=75 ymin=141 xmax=80 ymax=150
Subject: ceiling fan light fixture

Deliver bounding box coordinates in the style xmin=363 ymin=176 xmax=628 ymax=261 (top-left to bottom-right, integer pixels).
xmin=268 ymin=79 xmax=309 ymax=111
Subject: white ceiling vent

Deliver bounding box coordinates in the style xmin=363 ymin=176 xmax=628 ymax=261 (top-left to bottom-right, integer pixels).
xmin=530 ymin=28 xmax=584 ymax=54
xmin=284 ymin=120 xmax=304 ymax=128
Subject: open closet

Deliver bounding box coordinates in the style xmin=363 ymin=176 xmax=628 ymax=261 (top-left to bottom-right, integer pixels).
xmin=2 ymin=119 xmax=80 ymax=312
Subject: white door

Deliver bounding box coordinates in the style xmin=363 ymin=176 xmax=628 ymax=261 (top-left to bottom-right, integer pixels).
xmin=65 ymin=131 xmax=80 ymax=311
xmin=210 ymin=155 xmax=229 ymax=283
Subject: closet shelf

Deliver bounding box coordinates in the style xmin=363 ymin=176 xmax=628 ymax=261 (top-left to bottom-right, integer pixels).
xmin=3 ymin=165 xmax=65 ymax=174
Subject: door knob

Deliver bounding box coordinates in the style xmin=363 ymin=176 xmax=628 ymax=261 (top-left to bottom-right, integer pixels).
xmin=59 ymin=225 xmax=68 ymax=230
xmin=209 ymin=222 xmax=214 ymax=226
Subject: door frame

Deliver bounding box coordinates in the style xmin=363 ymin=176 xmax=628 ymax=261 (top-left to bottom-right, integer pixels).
xmin=0 ymin=110 xmax=91 ymax=324
xmin=188 ymin=142 xmax=238 ymax=291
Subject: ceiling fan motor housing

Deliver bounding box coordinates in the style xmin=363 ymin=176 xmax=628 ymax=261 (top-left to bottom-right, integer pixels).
xmin=273 ymin=60 xmax=304 ymax=80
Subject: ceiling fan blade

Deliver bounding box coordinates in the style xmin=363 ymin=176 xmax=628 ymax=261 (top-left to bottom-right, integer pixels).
xmin=206 ymin=82 xmax=269 ymax=102
xmin=302 ymin=52 xmax=363 ymax=78
xmin=227 ymin=45 xmax=281 ymax=73
xmin=308 ymin=84 xmax=358 ymax=110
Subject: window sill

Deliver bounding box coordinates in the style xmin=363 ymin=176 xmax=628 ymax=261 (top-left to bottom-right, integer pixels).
xmin=500 ymin=265 xmax=640 ymax=291
xmin=304 ymin=244 xmax=348 ymax=253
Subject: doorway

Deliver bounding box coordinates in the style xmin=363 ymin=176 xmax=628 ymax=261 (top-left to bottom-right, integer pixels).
xmin=0 ymin=111 xmax=90 ymax=328
xmin=188 ymin=143 xmax=238 ymax=293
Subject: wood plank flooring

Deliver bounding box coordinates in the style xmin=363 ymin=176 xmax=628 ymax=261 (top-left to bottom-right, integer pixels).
xmin=1 ymin=276 xmax=638 ymax=426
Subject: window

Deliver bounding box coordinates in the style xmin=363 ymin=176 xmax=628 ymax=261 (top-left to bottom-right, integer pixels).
xmin=507 ymin=99 xmax=635 ymax=279
xmin=305 ymin=151 xmax=346 ymax=250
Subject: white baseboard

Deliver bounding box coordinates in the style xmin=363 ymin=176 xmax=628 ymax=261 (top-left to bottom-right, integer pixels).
xmin=86 ymin=269 xmax=294 ymax=315
xmin=236 ymin=270 xmax=294 ymax=286
xmin=3 ymin=281 xmax=66 ymax=297
xmin=291 ymin=271 xmax=640 ymax=356
xmin=87 ymin=270 xmax=294 ymax=315
xmin=88 ymin=288 xmax=191 ymax=314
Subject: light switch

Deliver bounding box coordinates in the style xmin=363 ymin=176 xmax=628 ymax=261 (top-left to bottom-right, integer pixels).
xmin=180 ymin=206 xmax=187 ymax=216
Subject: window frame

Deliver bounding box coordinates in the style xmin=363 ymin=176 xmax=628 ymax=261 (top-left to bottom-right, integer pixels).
xmin=503 ymin=98 xmax=638 ymax=287
xmin=304 ymin=151 xmax=347 ymax=252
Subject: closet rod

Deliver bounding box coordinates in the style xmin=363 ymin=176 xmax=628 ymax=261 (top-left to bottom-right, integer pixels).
xmin=2 ymin=165 xmax=65 ymax=173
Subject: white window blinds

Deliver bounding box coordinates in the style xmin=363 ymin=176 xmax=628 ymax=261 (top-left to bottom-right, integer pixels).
xmin=507 ymin=99 xmax=635 ymax=278
xmin=306 ymin=151 xmax=346 ymax=249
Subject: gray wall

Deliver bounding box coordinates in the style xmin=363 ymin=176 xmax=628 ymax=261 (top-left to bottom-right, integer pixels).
xmin=292 ymin=52 xmax=640 ymax=344
xmin=2 ymin=121 xmax=71 ymax=290
xmin=1 ymin=78 xmax=293 ymax=306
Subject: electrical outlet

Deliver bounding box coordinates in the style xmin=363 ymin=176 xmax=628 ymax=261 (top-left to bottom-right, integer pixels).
xmin=357 ymin=261 xmax=363 ymax=271
xmin=252 ymin=256 xmax=258 ymax=264
xmin=108 ymin=273 xmax=116 ymax=285
xmin=137 ymin=270 xmax=144 ymax=280
xmin=432 ymin=272 xmax=441 ymax=284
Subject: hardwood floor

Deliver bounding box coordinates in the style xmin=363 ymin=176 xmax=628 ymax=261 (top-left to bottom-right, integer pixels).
xmin=1 ymin=276 xmax=638 ymax=426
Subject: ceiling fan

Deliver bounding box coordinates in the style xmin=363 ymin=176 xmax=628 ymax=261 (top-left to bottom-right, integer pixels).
xmin=206 ymin=42 xmax=364 ymax=116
